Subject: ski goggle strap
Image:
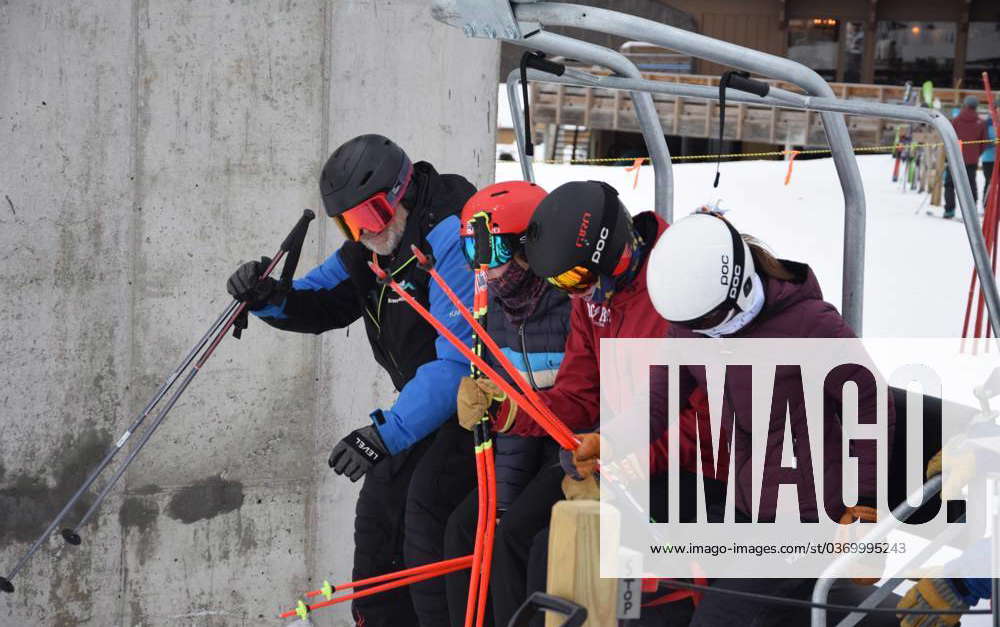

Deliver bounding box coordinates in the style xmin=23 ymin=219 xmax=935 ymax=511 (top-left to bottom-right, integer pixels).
xmin=333 ymin=157 xmax=413 ymax=241
xmin=461 ymin=212 xmax=517 ymax=269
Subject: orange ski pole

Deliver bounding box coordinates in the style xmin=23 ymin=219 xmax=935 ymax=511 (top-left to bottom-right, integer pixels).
xmin=304 ymin=555 xmax=473 ymax=599
xmin=280 ymin=560 xmax=471 ymax=619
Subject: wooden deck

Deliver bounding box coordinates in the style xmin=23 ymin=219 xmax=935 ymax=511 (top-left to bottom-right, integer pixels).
xmin=528 ymin=72 xmax=992 ymax=150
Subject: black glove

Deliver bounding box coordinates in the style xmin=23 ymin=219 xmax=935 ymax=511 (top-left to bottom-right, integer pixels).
xmin=329 ymin=425 xmax=389 ymax=482
xmin=226 ymin=257 xmax=287 ymax=311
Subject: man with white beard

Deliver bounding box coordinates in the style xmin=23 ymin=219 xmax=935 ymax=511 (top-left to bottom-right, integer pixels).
xmin=226 ymin=134 xmax=476 ymax=626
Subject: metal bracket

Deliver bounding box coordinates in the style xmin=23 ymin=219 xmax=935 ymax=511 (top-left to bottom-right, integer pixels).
xmin=431 ymin=0 xmax=523 ymax=40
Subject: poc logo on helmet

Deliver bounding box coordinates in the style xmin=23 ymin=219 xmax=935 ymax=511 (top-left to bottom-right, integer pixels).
xmin=591 ymin=227 xmax=610 ymax=264
xmin=719 ymin=253 xmax=742 ymax=298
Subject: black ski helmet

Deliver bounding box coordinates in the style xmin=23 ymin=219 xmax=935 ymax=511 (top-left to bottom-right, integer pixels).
xmin=319 ymin=134 xmax=412 ymax=218
xmin=524 ymin=181 xmax=633 ymax=279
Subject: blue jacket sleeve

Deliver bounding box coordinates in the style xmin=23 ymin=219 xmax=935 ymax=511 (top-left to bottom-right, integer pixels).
xmin=252 ymin=243 xmax=365 ymax=333
xmin=374 ymin=216 xmax=473 ymax=454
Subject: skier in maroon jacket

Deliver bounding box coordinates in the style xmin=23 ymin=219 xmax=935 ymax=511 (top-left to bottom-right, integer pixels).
xmin=944 ymin=95 xmax=987 ymax=218
xmin=638 ymin=211 xmax=897 ymax=627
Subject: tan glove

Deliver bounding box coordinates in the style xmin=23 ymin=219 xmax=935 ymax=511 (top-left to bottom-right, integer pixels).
xmin=926 ymin=440 xmax=975 ymax=497
xmin=571 ymin=432 xmax=602 ymax=478
xmin=457 ymin=376 xmax=489 ymax=430
xmin=456 ymin=377 xmax=517 ymax=432
xmin=897 ymin=578 xmax=967 ymax=627
xmin=562 ymin=474 xmax=600 ymax=500
xmin=836 ymin=505 xmax=881 ymax=585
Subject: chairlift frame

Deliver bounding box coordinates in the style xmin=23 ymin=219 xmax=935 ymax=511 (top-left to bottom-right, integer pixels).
xmin=437 ymin=0 xmax=1000 ymax=338
xmin=434 ymin=2 xmax=1000 ymax=626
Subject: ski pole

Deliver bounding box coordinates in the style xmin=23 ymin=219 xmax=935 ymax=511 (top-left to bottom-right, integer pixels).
xmin=0 ymin=210 xmax=315 ymax=594
xmin=462 ymin=244 xmax=495 ymax=627
xmin=61 ymin=209 xmax=316 ymax=544
xmin=475 ymin=427 xmax=497 ymax=627
xmin=367 ymin=258 xmax=578 ymax=451
xmin=304 ymin=555 xmax=473 ymax=599
xmin=280 ymin=559 xmax=472 ymax=620
xmin=408 ymin=244 xmax=577 ymax=447
xmin=0 ymin=299 xmax=239 ymax=593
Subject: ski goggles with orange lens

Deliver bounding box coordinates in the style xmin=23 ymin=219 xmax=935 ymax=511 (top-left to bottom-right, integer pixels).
xmin=546 ymin=266 xmax=599 ymax=293
xmin=545 ymin=241 xmax=634 ymax=294
xmin=333 ymin=160 xmax=413 ymax=241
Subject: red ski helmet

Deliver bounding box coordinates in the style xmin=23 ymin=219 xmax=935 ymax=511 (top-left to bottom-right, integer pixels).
xmin=459 ymin=181 xmax=547 ymax=268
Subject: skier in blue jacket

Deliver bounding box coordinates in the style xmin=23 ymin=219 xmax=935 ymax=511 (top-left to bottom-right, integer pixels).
xmin=227 ymin=134 xmax=475 ymax=626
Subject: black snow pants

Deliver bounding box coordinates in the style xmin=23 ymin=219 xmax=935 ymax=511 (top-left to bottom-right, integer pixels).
xmin=944 ymin=163 xmax=979 ymax=215
xmin=352 ymin=419 xmax=475 ymax=627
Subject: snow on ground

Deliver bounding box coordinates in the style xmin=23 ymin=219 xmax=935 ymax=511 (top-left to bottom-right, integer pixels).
xmin=497 ymin=156 xmax=997 ymax=622
xmin=498 ymin=154 xmax=990 ymax=339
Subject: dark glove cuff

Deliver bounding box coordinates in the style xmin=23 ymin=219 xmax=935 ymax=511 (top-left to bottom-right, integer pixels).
xmin=353 ymin=424 xmax=388 ymax=465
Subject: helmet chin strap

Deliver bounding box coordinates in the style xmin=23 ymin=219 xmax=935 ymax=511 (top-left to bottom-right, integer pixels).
xmin=695 ymin=273 xmax=765 ymax=338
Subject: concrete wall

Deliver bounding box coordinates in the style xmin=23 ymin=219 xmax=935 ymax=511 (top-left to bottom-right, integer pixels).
xmin=0 ymin=1 xmax=498 ymax=625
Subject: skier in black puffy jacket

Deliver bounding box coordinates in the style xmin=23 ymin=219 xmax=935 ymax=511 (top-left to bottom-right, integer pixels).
xmin=226 ymin=134 xmax=475 ymax=626
xmin=441 ymin=181 xmax=572 ymax=627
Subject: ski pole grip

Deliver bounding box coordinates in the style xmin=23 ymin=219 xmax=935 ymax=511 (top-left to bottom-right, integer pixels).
xmin=281 ymin=209 xmax=316 ymax=253
xmin=508 ymin=592 xmax=588 ymax=627
xmin=727 ymin=74 xmax=770 ymax=98
xmin=279 ymin=209 xmax=316 ymax=285
xmin=526 ymin=54 xmax=565 ymax=77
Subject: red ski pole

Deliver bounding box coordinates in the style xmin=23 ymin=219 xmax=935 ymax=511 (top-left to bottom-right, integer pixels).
xmin=303 ymin=555 xmax=473 ymax=599
xmin=280 ymin=559 xmax=471 ymax=619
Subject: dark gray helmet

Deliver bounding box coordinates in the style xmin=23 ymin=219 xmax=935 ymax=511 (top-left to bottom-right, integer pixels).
xmin=320 ymin=134 xmax=412 ymax=218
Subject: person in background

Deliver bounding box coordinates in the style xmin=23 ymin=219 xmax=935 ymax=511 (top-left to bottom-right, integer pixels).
xmin=983 ymin=116 xmax=995 ymax=201
xmin=943 ymin=96 xmax=987 ymax=219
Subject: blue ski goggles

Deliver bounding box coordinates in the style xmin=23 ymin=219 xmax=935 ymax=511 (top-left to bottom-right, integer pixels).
xmin=461 ymin=233 xmax=518 ymax=269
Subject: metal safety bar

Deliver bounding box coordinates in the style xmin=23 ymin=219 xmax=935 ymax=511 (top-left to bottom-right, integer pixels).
xmin=509 ymin=30 xmax=673 ymax=220
xmin=507 ymin=66 xmax=1000 ymax=338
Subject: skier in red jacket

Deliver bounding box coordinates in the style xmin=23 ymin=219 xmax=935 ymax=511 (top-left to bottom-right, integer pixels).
xmin=459 ymin=181 xmax=702 ymax=626
xmin=944 ymin=95 xmax=987 ymax=218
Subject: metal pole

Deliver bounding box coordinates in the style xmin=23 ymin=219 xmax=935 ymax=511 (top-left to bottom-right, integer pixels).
xmin=502 ymin=30 xmax=674 ymax=221
xmin=0 ymin=299 xmax=239 ymax=586
xmin=506 ymin=71 xmax=535 ymax=182
xmin=513 ymin=0 xmax=866 ymax=333
xmin=811 ymin=476 xmax=943 ymax=626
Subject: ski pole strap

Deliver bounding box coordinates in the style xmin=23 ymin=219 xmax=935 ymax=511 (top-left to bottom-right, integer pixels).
xmin=279 ymin=209 xmax=316 ymax=285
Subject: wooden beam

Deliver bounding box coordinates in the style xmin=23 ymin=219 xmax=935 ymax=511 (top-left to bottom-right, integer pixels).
xmin=861 ymin=0 xmax=878 ymax=84
xmin=547 ymin=500 xmax=617 ymax=627
xmin=954 ymin=0 xmax=971 ymax=87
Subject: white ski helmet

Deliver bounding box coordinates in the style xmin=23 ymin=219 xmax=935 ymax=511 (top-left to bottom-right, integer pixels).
xmin=647 ymin=212 xmax=758 ymax=328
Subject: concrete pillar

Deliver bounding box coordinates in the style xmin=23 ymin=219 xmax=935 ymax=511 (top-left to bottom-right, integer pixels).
xmin=0 ymin=1 xmax=498 ymax=625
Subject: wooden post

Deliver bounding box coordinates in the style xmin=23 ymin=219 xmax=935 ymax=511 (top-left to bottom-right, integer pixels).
xmin=584 ymin=87 xmax=594 ymax=128
xmin=736 ymin=103 xmax=746 ymax=140
xmin=769 ymin=106 xmax=779 ymax=145
xmin=613 ymin=90 xmax=622 ymax=130
xmin=954 ymin=0 xmax=971 ymax=88
xmin=672 ymin=96 xmax=683 ymax=135
xmin=861 ymin=0 xmax=878 ymax=84
xmin=875 ymin=86 xmax=885 ymax=144
xmin=546 ymin=500 xmax=618 ymax=627
xmin=555 ymin=84 xmax=565 ymax=128
xmin=705 ymin=100 xmax=714 ymax=138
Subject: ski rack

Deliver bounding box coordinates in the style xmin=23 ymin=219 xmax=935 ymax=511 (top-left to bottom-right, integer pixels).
xmin=433 ymin=1 xmax=1000 ymax=625
xmin=450 ymin=0 xmax=1000 ymax=339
